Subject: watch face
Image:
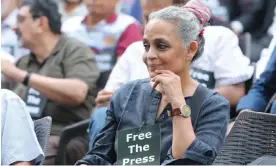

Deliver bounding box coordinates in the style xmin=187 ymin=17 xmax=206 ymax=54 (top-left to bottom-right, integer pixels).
xmin=181 ymin=104 xmax=191 ymax=117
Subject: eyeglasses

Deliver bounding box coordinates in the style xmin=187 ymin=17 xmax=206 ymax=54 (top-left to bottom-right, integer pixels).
xmin=16 ymin=13 xmax=43 ymax=23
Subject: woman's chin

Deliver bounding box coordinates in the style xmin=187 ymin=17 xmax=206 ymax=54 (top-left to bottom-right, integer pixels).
xmin=148 ymin=71 xmax=158 ymax=78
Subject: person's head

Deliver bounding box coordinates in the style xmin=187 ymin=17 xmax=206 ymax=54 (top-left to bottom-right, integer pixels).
xmin=83 ymin=0 xmax=118 ymax=16
xmin=141 ymin=0 xmax=190 ymax=25
xmin=1 ymin=0 xmax=17 ymax=21
xmin=143 ymin=0 xmax=211 ymax=78
xmin=14 ymin=0 xmax=62 ymax=48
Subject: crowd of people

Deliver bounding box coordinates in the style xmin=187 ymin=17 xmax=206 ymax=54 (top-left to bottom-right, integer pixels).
xmin=1 ymin=0 xmax=276 ymax=165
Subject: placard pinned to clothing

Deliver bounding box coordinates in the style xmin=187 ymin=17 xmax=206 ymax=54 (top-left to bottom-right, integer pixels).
xmin=24 ymin=88 xmax=46 ymax=118
xmin=116 ymin=124 xmax=161 ymax=165
xmin=190 ymin=67 xmax=215 ymax=89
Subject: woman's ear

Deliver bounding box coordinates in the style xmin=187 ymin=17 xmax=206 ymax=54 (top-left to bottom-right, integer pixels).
xmin=187 ymin=41 xmax=198 ymax=61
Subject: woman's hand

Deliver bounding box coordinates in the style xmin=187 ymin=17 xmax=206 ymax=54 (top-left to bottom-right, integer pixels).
xmin=152 ymin=70 xmax=185 ymax=109
xmin=95 ymin=90 xmax=114 ymax=108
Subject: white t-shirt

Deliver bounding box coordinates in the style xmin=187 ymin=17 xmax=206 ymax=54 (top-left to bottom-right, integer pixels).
xmin=256 ymin=35 xmax=276 ymax=79
xmin=268 ymin=7 xmax=276 ymax=36
xmin=1 ymin=89 xmax=44 ymax=165
xmin=1 ymin=9 xmax=29 ymax=60
xmin=192 ymin=26 xmax=254 ymax=87
xmin=58 ymin=1 xmax=88 ymax=23
xmin=104 ymin=41 xmax=147 ymax=91
xmin=105 ymin=26 xmax=254 ymax=91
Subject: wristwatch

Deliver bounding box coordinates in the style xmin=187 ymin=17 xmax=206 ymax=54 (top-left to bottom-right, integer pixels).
xmin=168 ymin=104 xmax=191 ymax=118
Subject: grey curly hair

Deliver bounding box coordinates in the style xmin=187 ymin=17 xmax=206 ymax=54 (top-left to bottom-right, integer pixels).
xmin=148 ymin=5 xmax=210 ymax=61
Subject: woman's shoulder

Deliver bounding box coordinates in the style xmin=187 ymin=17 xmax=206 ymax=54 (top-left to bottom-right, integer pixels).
xmin=201 ymin=86 xmax=229 ymax=107
xmin=191 ymin=85 xmax=230 ymax=114
xmin=196 ymin=85 xmax=230 ymax=117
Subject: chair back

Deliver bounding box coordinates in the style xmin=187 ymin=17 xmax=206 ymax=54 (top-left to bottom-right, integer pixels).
xmin=97 ymin=70 xmax=112 ymax=90
xmin=34 ymin=116 xmax=52 ymax=165
xmin=239 ymin=32 xmax=252 ymax=59
xmin=213 ymin=111 xmax=276 ymax=165
xmin=55 ymin=119 xmax=90 ymax=165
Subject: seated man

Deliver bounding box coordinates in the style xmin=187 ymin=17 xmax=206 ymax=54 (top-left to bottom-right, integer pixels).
xmin=88 ymin=0 xmax=254 ymax=149
xmin=1 ymin=89 xmax=44 ymax=165
xmin=1 ymin=0 xmax=29 ymax=60
xmin=1 ymin=0 xmax=100 ymax=164
xmin=237 ymin=40 xmax=276 ymax=114
xmin=57 ymin=0 xmax=88 ymax=23
xmin=63 ymin=0 xmax=142 ymax=89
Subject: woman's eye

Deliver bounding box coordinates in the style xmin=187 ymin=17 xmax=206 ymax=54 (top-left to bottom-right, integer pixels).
xmin=157 ymin=43 xmax=167 ymax=50
xmin=143 ymin=43 xmax=150 ymax=51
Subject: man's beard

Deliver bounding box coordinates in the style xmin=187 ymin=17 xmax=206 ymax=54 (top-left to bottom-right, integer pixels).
xmin=18 ymin=38 xmax=24 ymax=47
xmin=15 ymin=29 xmax=27 ymax=48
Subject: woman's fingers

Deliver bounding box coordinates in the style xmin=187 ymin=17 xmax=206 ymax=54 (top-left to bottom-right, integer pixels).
xmin=96 ymin=93 xmax=113 ymax=105
xmin=152 ymin=80 xmax=159 ymax=89
xmin=98 ymin=90 xmax=114 ymax=95
xmin=152 ymin=75 xmax=168 ymax=87
xmin=152 ymin=73 xmax=170 ymax=83
xmin=96 ymin=101 xmax=109 ymax=108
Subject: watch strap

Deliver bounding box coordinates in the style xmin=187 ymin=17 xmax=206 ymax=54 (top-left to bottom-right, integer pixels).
xmin=23 ymin=72 xmax=31 ymax=86
xmin=167 ymin=108 xmax=181 ymax=117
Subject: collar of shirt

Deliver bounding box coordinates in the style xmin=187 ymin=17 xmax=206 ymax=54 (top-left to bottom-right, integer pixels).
xmin=2 ymin=9 xmax=18 ymax=29
xmin=81 ymin=13 xmax=118 ymax=28
xmin=27 ymin=35 xmax=65 ymax=67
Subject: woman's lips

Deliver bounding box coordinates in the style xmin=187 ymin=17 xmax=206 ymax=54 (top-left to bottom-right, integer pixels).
xmin=148 ymin=65 xmax=163 ymax=71
xmin=148 ymin=64 xmax=162 ymax=67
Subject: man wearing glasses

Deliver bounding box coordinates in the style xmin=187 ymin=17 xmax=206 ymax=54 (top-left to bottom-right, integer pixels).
xmin=1 ymin=0 xmax=100 ymax=164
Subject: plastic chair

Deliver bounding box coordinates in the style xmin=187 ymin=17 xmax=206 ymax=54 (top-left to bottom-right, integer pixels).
xmin=34 ymin=116 xmax=52 ymax=165
xmin=97 ymin=70 xmax=112 ymax=90
xmin=213 ymin=111 xmax=276 ymax=165
xmin=55 ymin=119 xmax=90 ymax=165
xmin=238 ymin=32 xmax=252 ymax=59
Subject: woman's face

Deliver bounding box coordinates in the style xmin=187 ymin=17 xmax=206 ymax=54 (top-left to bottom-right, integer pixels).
xmin=143 ymin=19 xmax=194 ymax=78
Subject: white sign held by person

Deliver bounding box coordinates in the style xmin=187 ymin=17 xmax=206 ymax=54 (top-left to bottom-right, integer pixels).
xmin=24 ymin=88 xmax=47 ymax=118
xmin=116 ymin=124 xmax=161 ymax=165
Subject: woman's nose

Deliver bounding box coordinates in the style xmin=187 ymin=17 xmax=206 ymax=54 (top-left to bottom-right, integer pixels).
xmin=146 ymin=48 xmax=158 ymax=60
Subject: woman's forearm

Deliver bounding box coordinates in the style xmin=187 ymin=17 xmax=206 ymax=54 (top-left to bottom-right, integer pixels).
xmin=172 ymin=116 xmax=196 ymax=159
